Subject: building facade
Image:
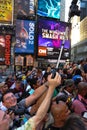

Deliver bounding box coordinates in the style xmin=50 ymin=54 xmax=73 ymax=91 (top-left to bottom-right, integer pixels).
xmin=71 ymin=0 xmax=87 ymax=62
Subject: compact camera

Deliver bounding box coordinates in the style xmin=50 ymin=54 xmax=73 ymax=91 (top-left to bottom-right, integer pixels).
xmin=8 ymin=106 xmax=29 ymax=115
xmin=50 ymin=69 xmax=57 ymax=79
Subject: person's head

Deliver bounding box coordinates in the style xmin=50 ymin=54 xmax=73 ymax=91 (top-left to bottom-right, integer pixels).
xmin=62 ymin=114 xmax=86 ymax=130
xmin=0 ymin=82 xmax=9 ymax=94
xmin=78 ymin=82 xmax=87 ymax=97
xmin=15 ymin=78 xmax=22 ymax=90
xmin=63 ymin=68 xmax=68 ymax=75
xmin=50 ymin=100 xmax=70 ymax=128
xmin=1 ymin=83 xmax=9 ymax=94
xmin=0 ymin=110 xmax=11 ymax=130
xmin=80 ymin=59 xmax=85 ymax=66
xmin=30 ymin=92 xmax=70 ymax=128
xmin=46 ymin=64 xmax=51 ymax=73
xmin=2 ymin=91 xmax=17 ymax=108
xmin=74 ymin=68 xmax=82 ymax=76
xmin=63 ymin=79 xmax=75 ymax=94
xmin=30 ymin=77 xmax=40 ymax=89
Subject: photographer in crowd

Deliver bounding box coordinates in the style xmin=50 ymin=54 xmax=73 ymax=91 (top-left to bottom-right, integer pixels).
xmin=0 ymin=72 xmax=61 ymax=130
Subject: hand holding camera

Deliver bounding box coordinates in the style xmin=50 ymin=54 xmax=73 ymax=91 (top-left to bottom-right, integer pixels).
xmin=48 ymin=71 xmax=61 ymax=89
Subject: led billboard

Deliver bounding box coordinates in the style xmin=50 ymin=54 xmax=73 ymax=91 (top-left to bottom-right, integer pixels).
xmin=16 ymin=0 xmax=35 ymax=18
xmin=15 ymin=19 xmax=35 ymax=54
xmin=0 ymin=0 xmax=13 ymax=24
xmin=37 ymin=0 xmax=61 ymax=19
xmin=37 ymin=17 xmax=71 ymax=59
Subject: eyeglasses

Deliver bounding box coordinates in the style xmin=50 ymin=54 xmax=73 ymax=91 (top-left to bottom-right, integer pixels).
xmin=4 ymin=94 xmax=15 ymax=101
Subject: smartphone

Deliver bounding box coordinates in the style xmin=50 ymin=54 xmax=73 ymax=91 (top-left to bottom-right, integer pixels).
xmin=82 ymin=112 xmax=87 ymax=119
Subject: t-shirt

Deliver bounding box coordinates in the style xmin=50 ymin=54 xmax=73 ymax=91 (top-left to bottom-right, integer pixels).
xmin=15 ymin=118 xmax=35 ymax=130
xmin=72 ymin=95 xmax=87 ymax=115
xmin=52 ymin=89 xmax=58 ymax=97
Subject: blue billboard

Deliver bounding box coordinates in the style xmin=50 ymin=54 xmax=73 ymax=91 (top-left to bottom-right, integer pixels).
xmin=15 ymin=20 xmax=35 ymax=54
xmin=37 ymin=0 xmax=61 ymax=19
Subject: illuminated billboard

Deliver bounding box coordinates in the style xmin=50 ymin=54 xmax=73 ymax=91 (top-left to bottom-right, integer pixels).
xmin=0 ymin=35 xmax=11 ymax=65
xmin=37 ymin=0 xmax=61 ymax=19
xmin=0 ymin=0 xmax=13 ymax=24
xmin=16 ymin=0 xmax=35 ymax=18
xmin=37 ymin=17 xmax=71 ymax=59
xmin=15 ymin=19 xmax=35 ymax=54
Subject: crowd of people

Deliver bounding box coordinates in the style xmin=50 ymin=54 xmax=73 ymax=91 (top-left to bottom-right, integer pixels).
xmin=0 ymin=58 xmax=87 ymax=130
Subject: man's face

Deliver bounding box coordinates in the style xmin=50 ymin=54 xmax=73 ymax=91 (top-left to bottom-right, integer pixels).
xmin=15 ymin=81 xmax=21 ymax=90
xmin=3 ymin=92 xmax=17 ymax=108
xmin=51 ymin=101 xmax=70 ymax=128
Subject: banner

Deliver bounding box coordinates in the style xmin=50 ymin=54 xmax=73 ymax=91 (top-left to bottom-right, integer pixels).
xmin=0 ymin=35 xmax=11 ymax=65
xmin=26 ymin=55 xmax=34 ymax=66
xmin=0 ymin=0 xmax=13 ymax=24
xmin=15 ymin=19 xmax=35 ymax=54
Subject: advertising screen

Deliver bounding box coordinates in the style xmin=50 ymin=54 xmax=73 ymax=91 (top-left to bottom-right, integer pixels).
xmin=0 ymin=0 xmax=13 ymax=24
xmin=37 ymin=17 xmax=71 ymax=59
xmin=15 ymin=19 xmax=35 ymax=54
xmin=16 ymin=0 xmax=35 ymax=18
xmin=37 ymin=0 xmax=61 ymax=19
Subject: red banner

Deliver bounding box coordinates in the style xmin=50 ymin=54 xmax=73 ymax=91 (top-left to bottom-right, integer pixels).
xmin=5 ymin=35 xmax=11 ymax=65
xmin=0 ymin=34 xmax=11 ymax=65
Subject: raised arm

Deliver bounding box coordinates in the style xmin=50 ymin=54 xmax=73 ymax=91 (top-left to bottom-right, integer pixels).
xmin=30 ymin=72 xmax=61 ymax=128
xmin=25 ymin=82 xmax=49 ymax=107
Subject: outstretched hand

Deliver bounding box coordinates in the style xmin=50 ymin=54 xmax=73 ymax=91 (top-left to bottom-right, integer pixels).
xmin=47 ymin=72 xmax=61 ymax=89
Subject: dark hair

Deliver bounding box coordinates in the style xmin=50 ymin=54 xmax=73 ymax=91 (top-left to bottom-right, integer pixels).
xmin=62 ymin=114 xmax=86 ymax=130
xmin=74 ymin=68 xmax=82 ymax=76
xmin=1 ymin=90 xmax=14 ymax=102
xmin=63 ymin=68 xmax=68 ymax=74
xmin=43 ymin=72 xmax=49 ymax=81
